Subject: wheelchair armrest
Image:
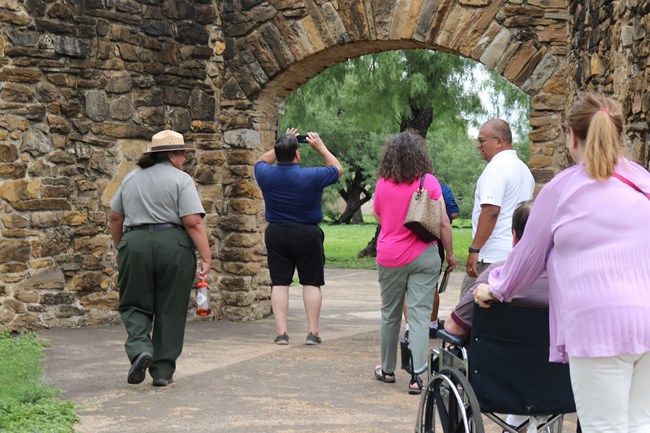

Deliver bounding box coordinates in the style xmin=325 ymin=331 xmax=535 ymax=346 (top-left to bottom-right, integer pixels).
xmin=436 ymin=329 xmax=466 ymax=347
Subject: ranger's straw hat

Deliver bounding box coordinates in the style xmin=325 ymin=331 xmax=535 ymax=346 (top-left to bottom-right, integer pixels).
xmin=144 ymin=130 xmax=195 ymax=153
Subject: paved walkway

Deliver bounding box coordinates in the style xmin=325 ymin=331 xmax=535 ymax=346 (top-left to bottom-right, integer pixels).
xmin=41 ymin=269 xmax=577 ymax=433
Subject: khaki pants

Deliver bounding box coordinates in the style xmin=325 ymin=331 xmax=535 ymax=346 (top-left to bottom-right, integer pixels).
xmin=377 ymin=246 xmax=441 ymax=374
xmin=569 ymin=353 xmax=650 ymax=433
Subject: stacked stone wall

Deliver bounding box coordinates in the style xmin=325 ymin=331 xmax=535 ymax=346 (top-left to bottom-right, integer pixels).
xmin=220 ymin=0 xmax=574 ymax=182
xmin=568 ymin=0 xmax=649 ymax=169
xmin=1 ymin=0 xmax=648 ymax=331
xmin=0 ymin=0 xmax=251 ymax=330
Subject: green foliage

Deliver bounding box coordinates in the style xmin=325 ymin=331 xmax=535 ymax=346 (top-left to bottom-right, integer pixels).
xmin=0 ymin=332 xmax=78 ymax=432
xmin=450 ymin=223 xmax=474 ymax=271
xmin=0 ymin=400 xmax=78 ymax=433
xmin=429 ymin=131 xmax=485 ymax=219
xmin=321 ymin=222 xmax=473 ymax=271
xmin=0 ymin=332 xmax=53 ymax=403
xmin=280 ymin=49 xmax=531 ymax=222
xmin=514 ymin=138 xmax=531 ymax=164
xmin=479 ymin=66 xmax=532 ymax=143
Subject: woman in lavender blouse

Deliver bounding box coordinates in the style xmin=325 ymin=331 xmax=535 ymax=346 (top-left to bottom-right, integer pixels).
xmin=474 ymin=93 xmax=650 ymax=432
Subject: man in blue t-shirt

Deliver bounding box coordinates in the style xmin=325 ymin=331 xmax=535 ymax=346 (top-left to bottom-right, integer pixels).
xmin=254 ymin=128 xmax=343 ymax=346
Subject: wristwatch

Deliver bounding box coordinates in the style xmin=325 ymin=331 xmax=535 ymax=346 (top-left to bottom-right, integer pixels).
xmin=468 ymin=246 xmax=480 ymax=254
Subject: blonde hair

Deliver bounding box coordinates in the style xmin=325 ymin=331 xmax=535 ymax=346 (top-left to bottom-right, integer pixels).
xmin=566 ymin=93 xmax=624 ymax=180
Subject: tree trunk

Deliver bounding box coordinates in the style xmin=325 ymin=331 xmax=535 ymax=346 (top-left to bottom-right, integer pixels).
xmin=337 ymin=197 xmax=365 ymax=224
xmin=358 ymin=225 xmax=381 ymax=258
xmin=400 ymin=105 xmax=433 ymax=138
xmin=359 ymin=103 xmax=435 ymax=257
xmin=337 ymin=183 xmax=371 ymax=224
xmin=335 ymin=166 xmax=372 ymax=224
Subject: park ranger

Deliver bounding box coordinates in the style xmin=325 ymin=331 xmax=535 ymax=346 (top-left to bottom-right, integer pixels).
xmin=109 ymin=130 xmax=211 ymax=387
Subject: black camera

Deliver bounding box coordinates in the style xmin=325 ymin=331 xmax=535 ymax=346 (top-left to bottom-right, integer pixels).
xmin=297 ymin=134 xmax=308 ymax=144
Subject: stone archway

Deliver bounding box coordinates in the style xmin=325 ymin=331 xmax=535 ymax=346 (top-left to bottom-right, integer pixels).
xmin=1 ymin=0 xmax=647 ymax=330
xmin=216 ymin=0 xmax=571 ymax=319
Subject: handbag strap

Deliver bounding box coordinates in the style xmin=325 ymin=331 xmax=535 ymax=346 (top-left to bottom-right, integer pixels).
xmin=415 ymin=174 xmax=426 ymax=199
xmin=613 ymin=173 xmax=650 ymax=201
xmin=418 ymin=174 xmax=426 ymax=190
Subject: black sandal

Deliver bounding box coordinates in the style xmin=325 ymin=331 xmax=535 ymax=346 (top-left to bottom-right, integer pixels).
xmin=408 ymin=375 xmax=423 ymax=395
xmin=374 ymin=365 xmax=396 ymax=383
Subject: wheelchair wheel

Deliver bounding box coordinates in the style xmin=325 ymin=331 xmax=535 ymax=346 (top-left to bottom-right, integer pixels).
xmin=416 ymin=368 xmax=484 ymax=433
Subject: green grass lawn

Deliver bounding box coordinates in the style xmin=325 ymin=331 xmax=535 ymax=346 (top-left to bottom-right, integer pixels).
xmin=322 ymin=220 xmax=472 ymax=271
xmin=323 ymin=222 xmax=378 ymax=269
xmin=0 ymin=331 xmax=78 ymax=432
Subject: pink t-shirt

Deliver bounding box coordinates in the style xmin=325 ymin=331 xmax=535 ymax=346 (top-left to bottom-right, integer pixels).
xmin=374 ymin=174 xmax=442 ymax=267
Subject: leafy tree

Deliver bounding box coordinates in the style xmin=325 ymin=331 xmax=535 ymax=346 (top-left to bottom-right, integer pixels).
xmin=428 ymin=120 xmax=485 ymax=220
xmin=281 ymin=51 xmax=531 ymax=258
xmin=281 ymin=49 xmax=488 ymax=224
xmin=279 ymin=67 xmax=390 ymax=223
xmin=479 ymin=67 xmax=531 ymax=143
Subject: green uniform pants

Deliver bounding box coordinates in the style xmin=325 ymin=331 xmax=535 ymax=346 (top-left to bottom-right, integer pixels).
xmin=117 ymin=226 xmax=197 ymax=380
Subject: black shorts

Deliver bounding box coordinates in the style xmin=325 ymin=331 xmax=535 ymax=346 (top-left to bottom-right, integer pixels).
xmin=265 ymin=222 xmax=325 ymax=286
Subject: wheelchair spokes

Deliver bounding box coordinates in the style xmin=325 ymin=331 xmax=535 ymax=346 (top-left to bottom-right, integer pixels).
xmin=419 ymin=308 xmax=578 ymax=433
xmin=416 ymin=368 xmax=484 ymax=433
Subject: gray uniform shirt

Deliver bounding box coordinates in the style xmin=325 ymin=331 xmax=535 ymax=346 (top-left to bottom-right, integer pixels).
xmin=110 ymin=161 xmax=205 ymax=227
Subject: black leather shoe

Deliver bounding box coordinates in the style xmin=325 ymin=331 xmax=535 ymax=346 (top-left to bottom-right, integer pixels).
xmin=127 ymin=352 xmax=153 ymax=384
xmin=152 ymin=377 xmax=173 ymax=387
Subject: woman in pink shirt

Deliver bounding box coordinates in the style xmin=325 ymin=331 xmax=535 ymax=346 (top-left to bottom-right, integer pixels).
xmin=475 ymin=94 xmax=650 ymax=432
xmin=373 ymin=131 xmax=457 ymax=394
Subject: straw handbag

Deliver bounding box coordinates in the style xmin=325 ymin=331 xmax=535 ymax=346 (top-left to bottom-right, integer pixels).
xmin=404 ymin=174 xmax=442 ymax=243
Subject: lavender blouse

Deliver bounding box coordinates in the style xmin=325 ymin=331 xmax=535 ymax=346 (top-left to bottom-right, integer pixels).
xmin=488 ymin=159 xmax=650 ymax=363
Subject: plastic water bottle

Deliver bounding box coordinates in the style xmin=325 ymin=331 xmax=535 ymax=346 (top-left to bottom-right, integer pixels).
xmin=195 ymin=278 xmax=211 ymax=317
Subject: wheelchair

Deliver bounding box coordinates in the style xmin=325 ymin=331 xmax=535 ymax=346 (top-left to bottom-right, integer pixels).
xmin=415 ymin=302 xmax=577 ymax=433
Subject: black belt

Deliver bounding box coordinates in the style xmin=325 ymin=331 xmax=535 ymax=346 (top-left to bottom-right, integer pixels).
xmin=125 ymin=223 xmax=181 ymax=232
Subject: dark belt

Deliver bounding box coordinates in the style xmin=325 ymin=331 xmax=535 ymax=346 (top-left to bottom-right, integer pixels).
xmin=125 ymin=223 xmax=181 ymax=232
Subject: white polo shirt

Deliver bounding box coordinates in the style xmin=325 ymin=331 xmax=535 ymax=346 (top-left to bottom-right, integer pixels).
xmin=471 ymin=149 xmax=534 ymax=263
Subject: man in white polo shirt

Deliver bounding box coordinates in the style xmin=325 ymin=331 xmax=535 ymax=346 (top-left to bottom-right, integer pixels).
xmin=460 ymin=119 xmax=534 ymax=298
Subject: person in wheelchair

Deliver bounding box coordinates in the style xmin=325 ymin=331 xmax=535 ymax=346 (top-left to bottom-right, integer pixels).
xmin=444 ymin=200 xmax=545 ymax=339
xmin=474 ymin=93 xmax=650 ymax=432
xmin=444 ymin=199 xmax=548 ymax=430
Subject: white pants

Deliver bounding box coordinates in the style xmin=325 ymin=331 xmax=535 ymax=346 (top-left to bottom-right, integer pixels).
xmin=569 ymin=352 xmax=650 ymax=433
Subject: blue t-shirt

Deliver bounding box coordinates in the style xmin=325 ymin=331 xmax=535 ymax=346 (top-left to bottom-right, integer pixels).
xmin=440 ymin=182 xmax=459 ymax=222
xmin=254 ymin=162 xmax=339 ymax=224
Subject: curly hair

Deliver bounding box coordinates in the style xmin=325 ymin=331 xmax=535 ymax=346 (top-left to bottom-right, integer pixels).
xmin=377 ymin=130 xmax=433 ymax=184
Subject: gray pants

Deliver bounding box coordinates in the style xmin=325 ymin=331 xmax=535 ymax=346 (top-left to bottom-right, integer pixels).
xmin=459 ymin=261 xmax=492 ymax=299
xmin=378 ymin=245 xmax=441 ymax=374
